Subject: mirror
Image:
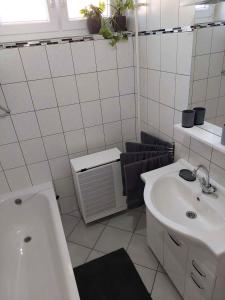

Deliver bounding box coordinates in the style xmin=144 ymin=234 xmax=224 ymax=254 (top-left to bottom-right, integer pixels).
xmin=186 ymin=2 xmax=225 ymax=136
xmin=195 ymin=3 xmax=225 ymax=24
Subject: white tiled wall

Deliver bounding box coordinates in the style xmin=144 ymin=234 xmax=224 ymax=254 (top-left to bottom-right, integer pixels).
xmin=139 ymin=30 xmax=194 ymax=142
xmin=0 ymin=38 xmax=136 ymax=213
xmin=129 ymin=0 xmax=195 ymax=32
xmin=140 ymin=26 xmax=225 ymax=189
xmin=190 ymin=26 xmax=225 ymax=127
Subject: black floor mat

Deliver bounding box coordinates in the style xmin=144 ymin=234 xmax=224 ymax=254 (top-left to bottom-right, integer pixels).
xmin=74 ymin=248 xmax=152 ymax=300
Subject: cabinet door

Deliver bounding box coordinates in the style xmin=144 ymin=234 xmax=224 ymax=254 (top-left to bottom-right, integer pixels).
xmin=164 ymin=231 xmax=188 ymax=296
xmin=184 ymin=272 xmax=206 ymax=300
xmin=146 ymin=210 xmax=164 ymax=264
xmin=184 ymin=244 xmax=217 ymax=300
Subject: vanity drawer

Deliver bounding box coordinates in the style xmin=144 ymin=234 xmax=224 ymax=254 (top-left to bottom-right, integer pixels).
xmin=184 ymin=272 xmax=209 ymax=300
xmin=164 ymin=231 xmax=188 ymax=296
xmin=184 ymin=245 xmax=217 ymax=300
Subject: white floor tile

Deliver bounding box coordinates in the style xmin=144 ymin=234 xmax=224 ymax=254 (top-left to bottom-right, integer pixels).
xmin=61 ymin=214 xmax=80 ymax=237
xmin=158 ymin=264 xmax=166 ymax=273
xmin=68 ymin=209 xmax=81 ymax=218
xmin=68 ymin=220 xmax=105 ymax=248
xmin=97 ymin=215 xmax=111 ymax=225
xmin=151 ymin=272 xmax=182 ymax=300
xmin=127 ymin=234 xmax=158 ymax=270
xmin=135 ymin=214 xmax=146 ymax=236
xmin=67 ymin=242 xmax=91 ymax=268
xmin=108 ymin=210 xmax=141 ymax=232
xmin=86 ymin=250 xmax=105 ymax=262
xmin=134 ymin=205 xmax=146 ymax=214
xmin=135 ymin=264 xmax=156 ymax=294
xmin=95 ymin=226 xmax=132 ymax=254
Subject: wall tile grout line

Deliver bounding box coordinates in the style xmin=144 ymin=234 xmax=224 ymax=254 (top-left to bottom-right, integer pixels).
xmin=18 ymin=46 xmax=56 ymax=184
xmin=93 ymin=40 xmax=107 ymax=151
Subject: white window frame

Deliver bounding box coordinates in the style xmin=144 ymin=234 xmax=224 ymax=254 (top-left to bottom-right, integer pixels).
xmin=59 ymin=0 xmax=87 ymax=31
xmin=0 ymin=0 xmax=112 ymax=42
xmin=195 ymin=4 xmax=214 ymax=20
xmin=0 ymin=0 xmax=59 ymax=36
xmin=60 ymin=0 xmax=111 ymax=31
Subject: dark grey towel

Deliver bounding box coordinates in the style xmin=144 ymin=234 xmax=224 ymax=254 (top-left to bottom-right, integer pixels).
xmin=120 ymin=151 xmax=168 ymax=196
xmin=126 ymin=142 xmax=168 ymax=153
xmin=141 ymin=131 xmax=172 ymax=147
xmin=124 ymin=153 xmax=172 ymax=209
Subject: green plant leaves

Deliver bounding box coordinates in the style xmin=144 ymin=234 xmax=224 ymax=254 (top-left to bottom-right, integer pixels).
xmin=112 ymin=0 xmax=134 ymax=15
xmin=80 ymin=1 xmax=106 ymax=17
xmin=80 ymin=1 xmax=134 ymax=47
xmin=100 ymin=19 xmax=129 ymax=47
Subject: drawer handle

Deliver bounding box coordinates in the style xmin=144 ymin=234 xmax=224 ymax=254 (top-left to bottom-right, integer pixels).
xmin=191 ymin=272 xmax=204 ymax=290
xmin=168 ymin=233 xmax=181 ymax=247
xmin=192 ymin=260 xmax=206 ymax=278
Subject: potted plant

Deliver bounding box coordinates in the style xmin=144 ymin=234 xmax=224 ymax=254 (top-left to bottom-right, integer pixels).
xmin=111 ymin=0 xmax=134 ymax=32
xmin=80 ymin=2 xmax=105 ymax=34
xmin=100 ymin=18 xmax=128 ymax=46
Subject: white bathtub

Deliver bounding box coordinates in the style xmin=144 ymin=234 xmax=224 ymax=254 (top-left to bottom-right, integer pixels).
xmin=0 ymin=182 xmax=80 ymax=300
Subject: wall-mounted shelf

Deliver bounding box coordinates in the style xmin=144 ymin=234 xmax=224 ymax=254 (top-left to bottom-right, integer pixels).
xmin=175 ymin=123 xmax=225 ymax=154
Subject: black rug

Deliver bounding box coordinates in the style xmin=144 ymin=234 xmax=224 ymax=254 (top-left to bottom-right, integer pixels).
xmin=74 ymin=248 xmax=152 ymax=300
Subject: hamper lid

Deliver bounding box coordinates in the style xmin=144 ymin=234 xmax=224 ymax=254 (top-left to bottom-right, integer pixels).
xmin=70 ymin=148 xmax=121 ymax=173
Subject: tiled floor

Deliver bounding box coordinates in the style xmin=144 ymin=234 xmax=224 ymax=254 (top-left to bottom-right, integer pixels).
xmin=61 ymin=207 xmax=182 ymax=300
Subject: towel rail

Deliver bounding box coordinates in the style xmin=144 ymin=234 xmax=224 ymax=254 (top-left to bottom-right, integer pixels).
xmin=0 ymin=104 xmax=10 ymax=118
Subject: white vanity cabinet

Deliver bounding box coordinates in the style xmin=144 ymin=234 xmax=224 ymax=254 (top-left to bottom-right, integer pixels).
xmin=164 ymin=231 xmax=188 ymax=296
xmin=146 ymin=210 xmax=164 ymax=263
xmin=146 ymin=210 xmax=221 ymax=299
xmin=184 ymin=245 xmax=217 ymax=300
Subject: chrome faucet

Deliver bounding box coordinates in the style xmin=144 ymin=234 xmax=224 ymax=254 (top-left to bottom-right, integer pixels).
xmin=192 ymin=165 xmax=217 ymax=195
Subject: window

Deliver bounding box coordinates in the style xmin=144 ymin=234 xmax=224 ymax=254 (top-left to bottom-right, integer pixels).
xmin=195 ymin=4 xmax=210 ymax=11
xmin=0 ymin=0 xmax=58 ymax=35
xmin=195 ymin=4 xmax=214 ymax=20
xmin=61 ymin=0 xmax=110 ymax=31
xmin=0 ymin=0 xmax=111 ymax=39
xmin=66 ymin=0 xmax=110 ymax=20
xmin=0 ymin=0 xmax=49 ymax=24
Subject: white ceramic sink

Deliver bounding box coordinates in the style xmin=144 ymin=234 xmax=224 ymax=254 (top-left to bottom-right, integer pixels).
xmin=141 ymin=159 xmax=225 ymax=257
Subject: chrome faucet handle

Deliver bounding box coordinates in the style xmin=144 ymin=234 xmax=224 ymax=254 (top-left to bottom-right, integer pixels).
xmin=192 ymin=169 xmax=197 ymax=179
xmin=201 ymin=183 xmax=217 ymax=194
xmin=193 ymin=165 xmax=217 ymax=195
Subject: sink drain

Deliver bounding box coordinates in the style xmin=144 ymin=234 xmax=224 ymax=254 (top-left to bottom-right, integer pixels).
xmin=15 ymin=199 xmax=22 ymax=205
xmin=186 ymin=211 xmax=197 ymax=219
xmin=24 ymin=236 xmax=32 ymax=243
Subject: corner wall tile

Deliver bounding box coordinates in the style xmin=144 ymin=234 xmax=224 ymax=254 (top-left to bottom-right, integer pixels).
xmin=59 ymin=104 xmax=83 ymax=132
xmin=71 ymin=41 xmax=96 ymax=74
xmin=0 ymin=171 xmax=10 ymax=194
xmin=161 ymin=33 xmax=177 ymax=73
xmin=29 ymin=79 xmax=57 ymax=110
xmin=37 ymin=108 xmax=63 ymax=136
xmin=0 ymin=49 xmax=26 ymax=84
xmin=98 ymin=70 xmax=119 ymax=99
xmin=2 ymin=82 xmax=34 ymax=114
xmin=20 ymin=46 xmax=50 ymax=80
xmin=117 ymin=37 xmax=134 ymax=68
xmin=43 ymin=133 xmax=68 ymax=159
xmin=76 ymin=73 xmax=99 ymax=102
xmin=81 ymin=101 xmax=102 ymax=127
xmin=5 ymin=166 xmax=31 ymax=191
xmin=46 ymin=43 xmax=74 ymax=77
xmin=94 ymin=40 xmax=117 ymax=71
xmin=85 ymin=125 xmax=105 ymax=149
xmin=28 ymin=161 xmax=52 ymax=185
xmin=20 ymin=138 xmax=47 ymax=164
xmin=53 ymin=76 xmax=79 ymax=106
xmin=0 ymin=143 xmax=25 ymax=170
xmin=12 ymin=112 xmax=41 ymax=141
